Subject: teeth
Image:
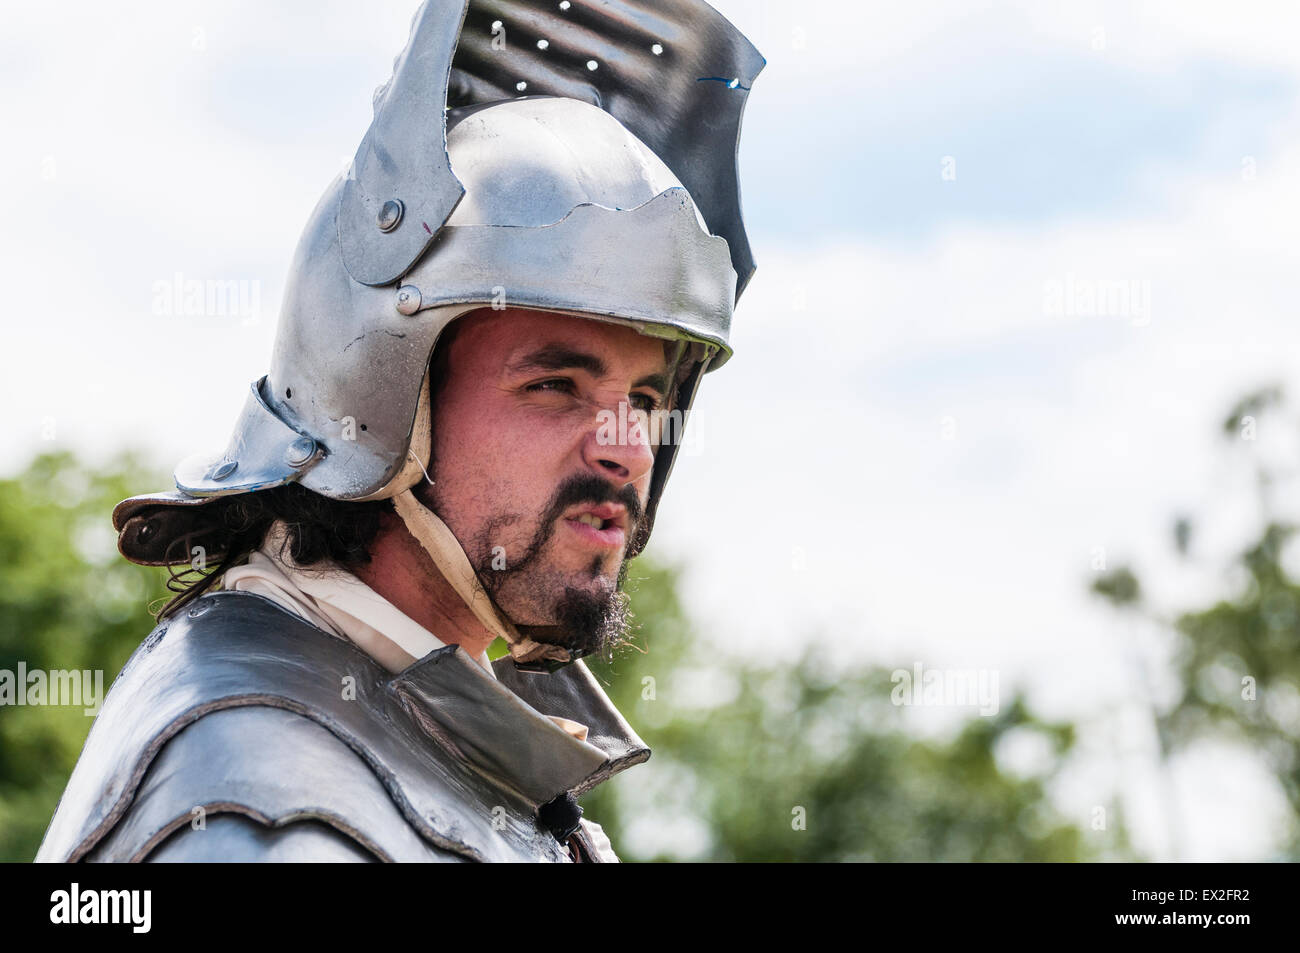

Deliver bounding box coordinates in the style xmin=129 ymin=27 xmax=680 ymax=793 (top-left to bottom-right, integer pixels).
xmin=575 ymin=514 xmax=604 ymax=529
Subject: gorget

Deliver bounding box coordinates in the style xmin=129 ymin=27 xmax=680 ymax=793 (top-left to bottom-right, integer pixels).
xmin=35 ymin=590 xmax=649 ymax=862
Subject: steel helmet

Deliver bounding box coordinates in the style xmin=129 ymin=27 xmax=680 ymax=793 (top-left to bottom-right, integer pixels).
xmin=113 ymin=0 xmax=763 ymax=658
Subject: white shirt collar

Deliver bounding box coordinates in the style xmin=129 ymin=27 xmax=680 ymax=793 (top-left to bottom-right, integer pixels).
xmin=221 ymin=522 xmax=592 ymax=742
xmin=221 ymin=521 xmax=497 ymax=678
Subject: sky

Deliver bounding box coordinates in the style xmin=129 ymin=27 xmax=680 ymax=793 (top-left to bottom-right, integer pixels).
xmin=3 ymin=0 xmax=1299 ymax=860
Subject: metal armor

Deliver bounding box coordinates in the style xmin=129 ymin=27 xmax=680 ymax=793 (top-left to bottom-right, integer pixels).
xmin=43 ymin=0 xmax=763 ymax=861
xmin=37 ymin=591 xmax=649 ymax=862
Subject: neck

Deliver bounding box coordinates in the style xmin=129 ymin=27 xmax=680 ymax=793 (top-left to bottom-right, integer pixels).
xmin=352 ymin=510 xmax=498 ymax=660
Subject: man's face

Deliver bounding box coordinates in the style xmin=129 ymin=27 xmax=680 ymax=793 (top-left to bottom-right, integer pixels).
xmin=424 ymin=307 xmax=677 ymax=656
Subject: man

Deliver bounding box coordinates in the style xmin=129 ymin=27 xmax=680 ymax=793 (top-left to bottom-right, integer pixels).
xmin=36 ymin=0 xmax=762 ymax=863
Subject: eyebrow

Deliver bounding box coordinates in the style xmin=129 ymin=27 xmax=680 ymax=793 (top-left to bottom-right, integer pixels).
xmin=509 ymin=344 xmax=672 ymax=396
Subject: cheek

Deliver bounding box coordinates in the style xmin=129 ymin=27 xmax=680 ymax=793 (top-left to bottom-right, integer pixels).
xmin=433 ymin=402 xmax=576 ymax=523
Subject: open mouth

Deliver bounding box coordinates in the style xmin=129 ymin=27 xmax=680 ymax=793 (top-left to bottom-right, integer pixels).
xmin=563 ymin=507 xmax=628 ymax=549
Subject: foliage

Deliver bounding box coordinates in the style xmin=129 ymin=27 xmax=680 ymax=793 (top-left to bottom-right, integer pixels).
xmin=582 ymin=561 xmax=1111 ymax=861
xmin=0 ymin=450 xmax=1110 ymax=862
xmin=0 ymin=451 xmax=172 ymax=862
xmin=1087 ymin=386 xmax=1300 ymax=859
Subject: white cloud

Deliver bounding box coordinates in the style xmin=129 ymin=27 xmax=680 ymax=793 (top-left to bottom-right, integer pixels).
xmin=3 ymin=0 xmax=1297 ymax=861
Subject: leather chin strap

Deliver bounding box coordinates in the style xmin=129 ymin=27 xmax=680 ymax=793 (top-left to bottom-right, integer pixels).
xmin=391 ymin=488 xmax=573 ymax=668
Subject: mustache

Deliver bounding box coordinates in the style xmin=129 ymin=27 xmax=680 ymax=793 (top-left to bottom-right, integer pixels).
xmin=543 ymin=473 xmax=644 ymax=530
xmin=476 ymin=473 xmax=646 ymax=596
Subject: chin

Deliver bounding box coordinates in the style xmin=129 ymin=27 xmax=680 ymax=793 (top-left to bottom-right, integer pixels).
xmin=505 ymin=576 xmax=613 ymax=628
xmin=571 ymin=563 xmax=621 ymax=593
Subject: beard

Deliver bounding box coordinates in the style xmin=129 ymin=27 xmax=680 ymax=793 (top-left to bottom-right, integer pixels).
xmin=528 ymin=560 xmax=633 ymax=658
xmin=434 ymin=473 xmax=643 ymax=660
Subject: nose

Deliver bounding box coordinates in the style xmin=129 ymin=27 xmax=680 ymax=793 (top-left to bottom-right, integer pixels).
xmin=582 ymin=397 xmax=656 ymax=488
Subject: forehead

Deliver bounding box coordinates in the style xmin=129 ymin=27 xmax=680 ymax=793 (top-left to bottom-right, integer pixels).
xmin=449 ymin=307 xmax=670 ymax=371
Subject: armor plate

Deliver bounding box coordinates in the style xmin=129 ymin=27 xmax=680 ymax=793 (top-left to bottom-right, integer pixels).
xmin=37 ymin=591 xmax=647 ymax=863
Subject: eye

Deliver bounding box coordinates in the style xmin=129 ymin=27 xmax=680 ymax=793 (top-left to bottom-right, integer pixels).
xmin=629 ymin=392 xmax=662 ymax=413
xmin=525 ymin=378 xmax=575 ymax=395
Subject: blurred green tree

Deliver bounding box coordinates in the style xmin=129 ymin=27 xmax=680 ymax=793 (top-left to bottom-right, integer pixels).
xmin=0 ymin=450 xmax=172 ymax=862
xmin=1 ymin=450 xmax=1111 ymax=861
xmin=582 ymin=563 xmax=1115 ymax=861
xmin=1090 ymin=386 xmax=1300 ymax=859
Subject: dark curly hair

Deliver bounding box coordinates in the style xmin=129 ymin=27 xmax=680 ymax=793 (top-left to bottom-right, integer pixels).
xmin=155 ymin=483 xmax=391 ymax=620
xmin=154 ymin=320 xmax=468 ymax=621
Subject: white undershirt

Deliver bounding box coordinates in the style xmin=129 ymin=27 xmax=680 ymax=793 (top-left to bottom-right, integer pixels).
xmin=221 ymin=521 xmax=589 ymax=743
xmin=221 ymin=521 xmax=498 ymax=677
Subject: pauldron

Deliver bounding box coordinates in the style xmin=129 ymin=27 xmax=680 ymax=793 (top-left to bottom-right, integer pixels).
xmin=36 ymin=591 xmax=648 ymax=862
